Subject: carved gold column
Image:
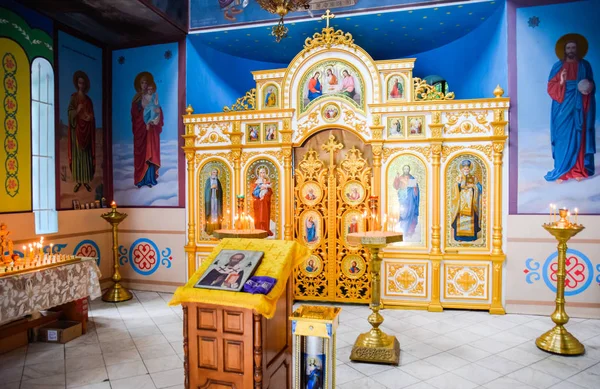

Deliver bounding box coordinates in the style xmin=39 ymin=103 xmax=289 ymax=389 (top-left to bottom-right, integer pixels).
xmin=370 ymin=115 xmax=384 ymax=202
xmin=428 ymin=111 xmax=444 ymax=312
xmin=230 ymin=121 xmax=243 ymax=217
xmin=489 ymin=86 xmax=508 ymax=315
xmin=183 ymin=105 xmax=197 ymax=278
xmin=281 ymin=119 xmax=294 ymax=241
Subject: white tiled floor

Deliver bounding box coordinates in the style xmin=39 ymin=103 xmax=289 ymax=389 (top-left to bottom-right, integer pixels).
xmin=1 ymin=291 xmax=599 ymax=389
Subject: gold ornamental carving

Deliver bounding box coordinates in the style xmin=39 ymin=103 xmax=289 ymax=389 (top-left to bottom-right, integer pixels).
xmin=223 ymin=88 xmax=256 ymax=112
xmin=194 ymin=123 xmax=232 ymax=145
xmin=445 ymin=111 xmax=491 ymax=135
xmin=372 ymin=145 xmax=382 ymax=157
xmin=413 ymin=77 xmax=455 ymax=101
xmin=493 ymin=108 xmax=505 ymax=123
xmin=385 ymin=262 xmax=427 ymax=297
xmin=441 ymin=145 xmax=465 ymax=161
xmin=343 ymin=110 xmax=367 ymax=136
xmin=302 ymin=22 xmax=356 ymax=54
xmin=339 ymin=147 xmax=367 ymax=177
xmin=207 ymin=131 xmax=229 ymax=144
xmin=194 ymin=151 xmax=234 ymax=168
xmin=445 ymin=264 xmax=489 ymax=300
xmin=470 ymin=144 xmax=494 ymax=161
xmin=230 ymin=149 xmax=241 ymax=160
xmin=240 ymin=150 xmax=284 ymax=166
xmin=430 ymin=125 xmax=443 ymax=138
xmin=281 ymin=131 xmax=293 ymax=143
xmin=493 ymin=143 xmax=505 ymax=153
xmin=297 ymin=111 xmax=320 ymax=139
xmin=293 ymin=135 xmax=372 ymax=303
xmin=382 ymin=146 xmax=432 ymax=163
xmin=372 ymin=114 xmax=381 ymax=126
xmin=371 ymin=128 xmax=383 ymax=140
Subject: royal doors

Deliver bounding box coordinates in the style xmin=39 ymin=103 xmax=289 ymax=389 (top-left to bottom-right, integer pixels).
xmin=293 ymin=133 xmax=373 ymax=303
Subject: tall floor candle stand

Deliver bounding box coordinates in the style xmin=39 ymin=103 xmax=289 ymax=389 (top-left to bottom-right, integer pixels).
xmin=536 ymin=207 xmax=585 ymax=355
xmin=346 ymin=231 xmax=402 ymax=365
xmin=101 ymin=202 xmax=132 ymax=302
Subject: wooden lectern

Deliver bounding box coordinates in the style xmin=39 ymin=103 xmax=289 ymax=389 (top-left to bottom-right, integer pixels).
xmin=183 ymin=280 xmax=292 ymax=389
xmin=170 ymin=239 xmax=308 ymax=389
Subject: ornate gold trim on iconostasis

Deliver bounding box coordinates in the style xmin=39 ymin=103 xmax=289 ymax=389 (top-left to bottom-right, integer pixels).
xmin=183 ymin=18 xmax=509 ymax=314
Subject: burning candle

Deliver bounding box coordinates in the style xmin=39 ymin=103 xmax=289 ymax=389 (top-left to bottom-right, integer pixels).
xmin=111 ymin=201 xmax=117 ymax=208
xmin=50 ymin=243 xmax=54 ymax=254
xmin=371 ymin=212 xmax=375 ymax=233
xmin=362 ymin=211 xmax=367 ymax=232
xmin=549 ymin=203 xmax=552 ymax=223
xmin=574 ymin=208 xmax=578 ymax=224
xmin=382 ymin=214 xmax=387 ymax=232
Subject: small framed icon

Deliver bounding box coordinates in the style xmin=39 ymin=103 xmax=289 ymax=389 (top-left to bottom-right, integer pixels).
xmin=263 ymin=123 xmax=278 ymax=142
xmin=407 ymin=116 xmax=426 ymax=138
xmin=387 ymin=116 xmax=405 ymax=139
xmin=247 ymin=124 xmax=260 ymax=143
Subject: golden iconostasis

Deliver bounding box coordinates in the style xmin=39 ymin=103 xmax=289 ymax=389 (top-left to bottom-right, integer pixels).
xmin=182 ymin=22 xmax=509 ymax=313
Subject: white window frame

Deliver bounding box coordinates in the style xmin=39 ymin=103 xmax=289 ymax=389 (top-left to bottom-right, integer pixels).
xmin=31 ymin=57 xmax=57 ymax=234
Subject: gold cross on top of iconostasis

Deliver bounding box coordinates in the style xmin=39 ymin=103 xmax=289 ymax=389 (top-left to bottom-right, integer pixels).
xmin=321 ymin=9 xmax=335 ymax=28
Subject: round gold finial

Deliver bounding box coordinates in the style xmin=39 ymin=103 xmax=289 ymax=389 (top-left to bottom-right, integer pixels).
xmin=493 ymin=85 xmax=504 ymax=98
xmin=186 ymin=104 xmax=194 ymax=115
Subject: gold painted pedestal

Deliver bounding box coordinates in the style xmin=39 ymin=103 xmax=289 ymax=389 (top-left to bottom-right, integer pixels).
xmin=347 ymin=232 xmax=403 ymax=365
xmin=536 ymin=211 xmax=585 ymax=355
xmin=101 ymin=204 xmax=132 ymax=302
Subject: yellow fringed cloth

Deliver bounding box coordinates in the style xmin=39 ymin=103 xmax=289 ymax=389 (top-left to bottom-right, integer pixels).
xmin=169 ymin=239 xmax=310 ymax=319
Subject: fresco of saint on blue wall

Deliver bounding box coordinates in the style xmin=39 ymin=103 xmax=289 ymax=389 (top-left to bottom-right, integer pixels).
xmin=112 ymin=42 xmax=179 ymax=206
xmin=58 ymin=31 xmax=104 ymax=210
xmin=516 ymin=1 xmax=599 ymax=214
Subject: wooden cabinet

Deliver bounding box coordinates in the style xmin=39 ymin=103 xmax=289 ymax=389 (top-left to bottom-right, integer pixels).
xmin=183 ymin=281 xmax=292 ymax=389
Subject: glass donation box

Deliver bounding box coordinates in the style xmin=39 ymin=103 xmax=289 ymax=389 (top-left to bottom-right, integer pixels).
xmin=290 ymin=305 xmax=341 ymax=389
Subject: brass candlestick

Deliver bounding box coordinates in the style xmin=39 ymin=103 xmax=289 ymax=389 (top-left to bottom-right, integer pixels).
xmin=101 ymin=202 xmax=132 ymax=302
xmin=346 ymin=231 xmax=403 ymax=365
xmin=537 ymin=208 xmax=584 ymax=355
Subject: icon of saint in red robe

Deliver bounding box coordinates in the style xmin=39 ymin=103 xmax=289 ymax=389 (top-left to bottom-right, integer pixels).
xmin=131 ymin=72 xmax=163 ymax=188
xmin=252 ymin=167 xmax=273 ymax=236
xmin=545 ymin=34 xmax=596 ymax=182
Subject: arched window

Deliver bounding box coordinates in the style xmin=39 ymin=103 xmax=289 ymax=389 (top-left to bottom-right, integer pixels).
xmin=31 ymin=57 xmax=57 ymax=234
xmin=424 ymin=75 xmax=449 ymax=95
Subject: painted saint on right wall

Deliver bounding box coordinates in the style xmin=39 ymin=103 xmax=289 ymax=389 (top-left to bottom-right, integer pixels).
xmin=545 ymin=34 xmax=596 ymax=183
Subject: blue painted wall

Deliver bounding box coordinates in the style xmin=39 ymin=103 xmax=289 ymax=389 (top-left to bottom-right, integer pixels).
xmin=186 ymin=36 xmax=286 ymax=113
xmin=409 ymin=2 xmax=508 ymax=99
